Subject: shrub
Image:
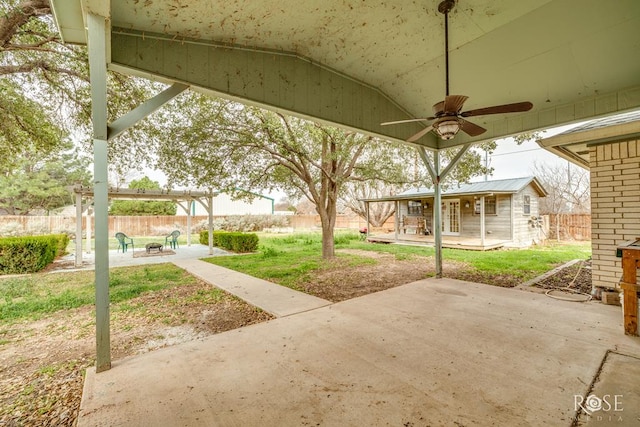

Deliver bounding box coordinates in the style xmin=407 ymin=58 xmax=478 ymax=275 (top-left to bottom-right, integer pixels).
xmin=195 ymin=215 xmax=289 ymax=233
xmin=0 ymin=234 xmax=66 ymax=274
xmin=199 ymin=231 xmax=259 ymax=253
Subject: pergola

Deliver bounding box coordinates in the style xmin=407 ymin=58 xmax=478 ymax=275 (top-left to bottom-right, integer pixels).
xmin=70 ymin=185 xmax=217 ymax=267
xmin=50 ymin=0 xmax=640 ymax=371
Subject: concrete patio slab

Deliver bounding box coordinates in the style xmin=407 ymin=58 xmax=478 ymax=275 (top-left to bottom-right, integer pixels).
xmin=77 ymin=278 xmax=640 ymax=426
xmin=172 ymin=259 xmax=332 ymax=317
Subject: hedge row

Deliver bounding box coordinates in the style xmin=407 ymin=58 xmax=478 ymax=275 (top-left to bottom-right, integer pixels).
xmin=199 ymin=231 xmax=259 ymax=253
xmin=0 ymin=234 xmax=69 ymax=274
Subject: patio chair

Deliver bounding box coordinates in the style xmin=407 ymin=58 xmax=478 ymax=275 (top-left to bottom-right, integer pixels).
xmin=115 ymin=232 xmax=134 ymax=253
xmin=165 ymin=230 xmax=180 ymax=249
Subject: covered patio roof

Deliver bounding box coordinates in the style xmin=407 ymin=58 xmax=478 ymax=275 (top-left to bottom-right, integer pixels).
xmin=51 ymin=0 xmax=640 ymax=151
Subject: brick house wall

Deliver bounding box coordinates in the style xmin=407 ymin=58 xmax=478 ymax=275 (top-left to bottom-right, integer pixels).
xmin=590 ymin=140 xmax=640 ymax=289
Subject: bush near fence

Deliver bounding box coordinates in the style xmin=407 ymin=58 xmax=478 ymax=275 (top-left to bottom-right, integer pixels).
xmin=199 ymin=230 xmax=259 ymax=253
xmin=0 ymin=234 xmax=69 ymax=274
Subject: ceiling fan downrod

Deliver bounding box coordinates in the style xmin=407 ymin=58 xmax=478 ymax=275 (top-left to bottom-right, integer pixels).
xmin=438 ymin=0 xmax=455 ymax=97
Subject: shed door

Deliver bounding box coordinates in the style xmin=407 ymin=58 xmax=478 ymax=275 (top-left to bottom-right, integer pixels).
xmin=442 ymin=199 xmax=460 ymax=235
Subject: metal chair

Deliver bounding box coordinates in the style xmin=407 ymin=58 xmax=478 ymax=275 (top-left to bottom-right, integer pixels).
xmin=165 ymin=230 xmax=180 ymax=249
xmin=115 ymin=232 xmax=134 ymax=253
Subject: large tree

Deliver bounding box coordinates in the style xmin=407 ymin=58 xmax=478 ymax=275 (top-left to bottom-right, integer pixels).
xmin=152 ymin=95 xmax=415 ymax=258
xmin=0 ymin=138 xmax=91 ymax=214
xmin=0 ymin=0 xmax=160 ymax=168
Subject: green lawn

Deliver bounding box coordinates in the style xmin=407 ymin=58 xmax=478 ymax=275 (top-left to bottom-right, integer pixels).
xmin=205 ymin=231 xmax=591 ymax=288
xmin=0 ymin=264 xmax=199 ymax=324
xmin=2 ymin=232 xmax=591 ymax=323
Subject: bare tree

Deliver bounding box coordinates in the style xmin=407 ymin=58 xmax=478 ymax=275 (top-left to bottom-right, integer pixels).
xmin=340 ymin=182 xmax=402 ymax=227
xmin=532 ymin=160 xmax=590 ymax=241
xmin=533 ymin=161 xmax=590 ymax=214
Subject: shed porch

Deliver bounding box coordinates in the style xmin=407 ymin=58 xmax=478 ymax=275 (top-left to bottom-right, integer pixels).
xmin=365 ymin=231 xmax=508 ymax=251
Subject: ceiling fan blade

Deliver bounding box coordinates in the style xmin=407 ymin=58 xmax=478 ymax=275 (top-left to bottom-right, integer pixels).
xmin=407 ymin=125 xmax=434 ymax=142
xmin=460 ymin=101 xmax=533 ymax=118
xmin=432 ymin=100 xmax=444 ymax=115
xmin=459 ymin=118 xmax=486 ymax=137
xmin=381 ymin=118 xmax=430 ymax=126
xmin=443 ymin=95 xmax=469 ymax=113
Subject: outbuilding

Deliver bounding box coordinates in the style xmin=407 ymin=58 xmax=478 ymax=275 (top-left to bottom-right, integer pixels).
xmin=362 ymin=176 xmax=547 ymax=250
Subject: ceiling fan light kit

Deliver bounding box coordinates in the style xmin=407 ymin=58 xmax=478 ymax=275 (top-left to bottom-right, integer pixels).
xmin=381 ymin=0 xmax=533 ymax=142
xmin=432 ymin=119 xmax=460 ymax=140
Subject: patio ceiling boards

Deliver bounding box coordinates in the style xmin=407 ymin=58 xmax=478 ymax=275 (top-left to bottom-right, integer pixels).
xmin=52 ymin=0 xmax=640 ymax=151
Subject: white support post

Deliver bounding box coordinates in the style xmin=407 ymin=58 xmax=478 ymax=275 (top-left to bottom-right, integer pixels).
xmin=433 ymin=151 xmax=443 ymax=278
xmin=75 ymin=192 xmax=83 ymax=267
xmin=416 ymin=144 xmax=471 ymax=278
xmin=88 ymin=13 xmax=111 ymax=373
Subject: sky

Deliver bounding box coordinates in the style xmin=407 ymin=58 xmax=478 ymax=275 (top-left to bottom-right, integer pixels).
xmin=476 ymin=124 xmax=578 ymax=182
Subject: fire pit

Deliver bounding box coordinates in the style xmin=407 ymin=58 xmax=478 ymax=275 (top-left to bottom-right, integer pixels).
xmin=145 ymin=242 xmax=163 ymax=254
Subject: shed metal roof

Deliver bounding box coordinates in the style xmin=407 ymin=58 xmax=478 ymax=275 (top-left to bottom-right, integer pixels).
xmin=362 ymin=176 xmax=546 ymax=202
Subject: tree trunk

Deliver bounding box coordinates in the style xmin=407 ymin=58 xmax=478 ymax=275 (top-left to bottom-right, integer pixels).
xmin=320 ymin=218 xmax=335 ymax=259
xmin=316 ymin=191 xmax=337 ymax=259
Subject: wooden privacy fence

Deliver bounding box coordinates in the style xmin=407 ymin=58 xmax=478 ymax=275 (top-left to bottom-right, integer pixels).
xmin=0 ymin=214 xmax=373 ymax=237
xmin=544 ymin=213 xmax=591 ymax=241
xmin=0 ymin=215 xmax=212 ymax=237
xmin=0 ymin=214 xmax=591 ymax=239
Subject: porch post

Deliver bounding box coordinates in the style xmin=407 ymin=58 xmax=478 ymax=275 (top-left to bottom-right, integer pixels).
xmin=88 ymin=12 xmax=111 ymax=372
xmin=394 ymin=200 xmax=399 ymax=242
xmin=433 ymin=151 xmax=443 ymax=278
xmin=75 ymin=192 xmax=83 ymax=267
xmin=479 ymin=195 xmax=485 ymax=248
xmin=86 ymin=207 xmax=92 ymax=254
xmin=186 ymin=199 xmax=192 ymax=246
xmin=364 ymin=201 xmax=369 ymax=234
xmin=208 ymin=193 xmax=214 ymax=255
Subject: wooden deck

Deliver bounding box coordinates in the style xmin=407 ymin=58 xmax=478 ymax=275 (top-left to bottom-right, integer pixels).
xmin=366 ymin=232 xmax=508 ymax=251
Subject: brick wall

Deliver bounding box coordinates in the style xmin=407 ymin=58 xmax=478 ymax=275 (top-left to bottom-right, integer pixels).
xmin=590 ymin=140 xmax=640 ymax=289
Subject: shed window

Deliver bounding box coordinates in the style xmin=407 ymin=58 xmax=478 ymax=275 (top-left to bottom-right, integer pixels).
xmin=407 ymin=201 xmax=423 ymax=216
xmin=474 ymin=196 xmax=496 ymax=215
xmin=523 ymin=195 xmax=531 ymax=214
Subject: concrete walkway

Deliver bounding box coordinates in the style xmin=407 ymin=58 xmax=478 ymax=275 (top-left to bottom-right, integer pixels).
xmin=77 ymin=278 xmax=640 ymax=426
xmin=173 ymin=259 xmax=331 ymax=317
